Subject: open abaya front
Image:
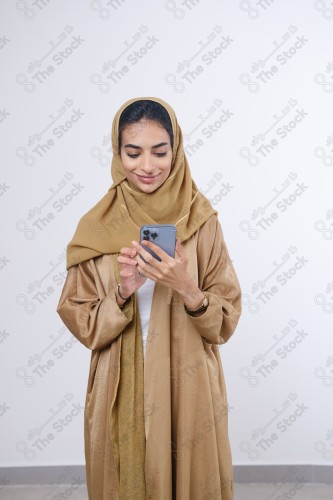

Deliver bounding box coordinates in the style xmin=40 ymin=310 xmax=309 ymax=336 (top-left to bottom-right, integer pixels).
xmin=56 ymin=214 xmax=242 ymax=500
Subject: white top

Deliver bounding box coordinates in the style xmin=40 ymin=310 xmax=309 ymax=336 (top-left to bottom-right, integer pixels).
xmin=136 ymin=278 xmax=156 ymax=358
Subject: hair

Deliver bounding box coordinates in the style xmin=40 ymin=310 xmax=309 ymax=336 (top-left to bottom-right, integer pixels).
xmin=118 ymin=99 xmax=174 ymax=154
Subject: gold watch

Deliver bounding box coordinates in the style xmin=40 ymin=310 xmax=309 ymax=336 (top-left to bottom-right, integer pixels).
xmin=184 ymin=294 xmax=209 ymax=316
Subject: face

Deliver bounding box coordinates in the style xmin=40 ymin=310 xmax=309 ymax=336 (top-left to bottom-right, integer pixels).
xmin=119 ymin=119 xmax=173 ymax=193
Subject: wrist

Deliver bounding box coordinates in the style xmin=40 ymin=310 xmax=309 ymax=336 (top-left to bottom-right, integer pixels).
xmin=116 ymin=284 xmax=131 ymax=307
xmin=183 ymin=291 xmax=206 ymax=311
xmin=177 ymin=277 xmax=205 ymax=310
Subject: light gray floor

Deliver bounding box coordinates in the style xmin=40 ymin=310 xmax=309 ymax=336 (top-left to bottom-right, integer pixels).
xmin=0 ymin=483 xmax=333 ymax=499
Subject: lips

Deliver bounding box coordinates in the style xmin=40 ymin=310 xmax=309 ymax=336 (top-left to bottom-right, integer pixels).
xmin=136 ymin=174 xmax=159 ymax=179
xmin=136 ymin=173 xmax=161 ymax=184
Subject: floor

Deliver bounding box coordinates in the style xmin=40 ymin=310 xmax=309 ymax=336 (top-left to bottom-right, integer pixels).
xmin=0 ymin=483 xmax=332 ymax=499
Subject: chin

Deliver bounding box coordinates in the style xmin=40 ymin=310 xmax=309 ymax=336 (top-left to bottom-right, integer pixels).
xmin=139 ymin=184 xmax=159 ymax=192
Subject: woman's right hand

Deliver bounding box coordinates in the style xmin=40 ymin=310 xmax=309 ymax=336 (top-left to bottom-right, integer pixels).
xmin=117 ymin=246 xmax=148 ymax=299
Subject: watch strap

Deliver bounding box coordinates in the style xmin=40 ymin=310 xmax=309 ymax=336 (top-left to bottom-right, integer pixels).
xmin=184 ymin=294 xmax=208 ymax=316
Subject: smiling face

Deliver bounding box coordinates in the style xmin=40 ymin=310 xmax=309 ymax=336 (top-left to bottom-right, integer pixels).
xmin=119 ymin=119 xmax=173 ymax=193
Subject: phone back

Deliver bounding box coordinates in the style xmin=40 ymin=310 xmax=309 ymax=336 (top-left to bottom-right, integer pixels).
xmin=139 ymin=224 xmax=176 ymax=262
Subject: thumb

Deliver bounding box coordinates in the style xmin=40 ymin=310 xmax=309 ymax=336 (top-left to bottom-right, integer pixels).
xmin=175 ymin=237 xmax=184 ymax=255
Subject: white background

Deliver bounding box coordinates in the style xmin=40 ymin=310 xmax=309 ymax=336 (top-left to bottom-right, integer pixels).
xmin=1 ymin=0 xmax=332 ymax=470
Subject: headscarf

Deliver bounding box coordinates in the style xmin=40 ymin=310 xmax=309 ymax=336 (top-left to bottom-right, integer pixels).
xmin=65 ymin=97 xmax=218 ymax=498
xmin=66 ymin=96 xmax=217 ymax=270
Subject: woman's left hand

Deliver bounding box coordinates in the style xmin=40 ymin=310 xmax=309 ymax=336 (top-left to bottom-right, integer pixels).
xmin=131 ymin=237 xmax=191 ymax=293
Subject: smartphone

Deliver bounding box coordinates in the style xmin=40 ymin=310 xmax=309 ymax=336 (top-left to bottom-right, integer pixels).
xmin=139 ymin=224 xmax=176 ymax=263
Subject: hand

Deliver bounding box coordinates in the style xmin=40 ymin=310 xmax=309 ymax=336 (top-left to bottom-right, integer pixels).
xmin=131 ymin=237 xmax=191 ymax=293
xmin=117 ymin=246 xmax=148 ymax=299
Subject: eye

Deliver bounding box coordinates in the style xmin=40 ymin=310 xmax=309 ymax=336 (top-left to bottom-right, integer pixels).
xmin=127 ymin=152 xmax=167 ymax=158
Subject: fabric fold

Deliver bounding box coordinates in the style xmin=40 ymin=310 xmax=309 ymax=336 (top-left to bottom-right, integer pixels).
xmin=109 ymin=252 xmax=147 ymax=499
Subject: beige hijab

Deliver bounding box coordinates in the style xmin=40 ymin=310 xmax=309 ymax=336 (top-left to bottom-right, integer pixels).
xmin=65 ymin=97 xmax=218 ymax=498
xmin=66 ymin=96 xmax=217 ymax=270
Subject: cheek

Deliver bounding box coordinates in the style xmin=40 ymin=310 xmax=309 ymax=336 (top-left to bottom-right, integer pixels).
xmin=159 ymin=158 xmax=173 ymax=173
xmin=121 ymin=159 xmax=136 ymax=172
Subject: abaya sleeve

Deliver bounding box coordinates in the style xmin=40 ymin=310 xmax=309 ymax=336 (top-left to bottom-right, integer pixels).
xmin=56 ymin=258 xmax=133 ymax=351
xmin=185 ymin=215 xmax=242 ymax=345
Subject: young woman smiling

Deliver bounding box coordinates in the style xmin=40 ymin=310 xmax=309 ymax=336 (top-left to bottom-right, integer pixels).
xmin=57 ymin=97 xmax=242 ymax=500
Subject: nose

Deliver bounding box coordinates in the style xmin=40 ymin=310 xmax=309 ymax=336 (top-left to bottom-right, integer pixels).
xmin=141 ymin=154 xmax=156 ymax=174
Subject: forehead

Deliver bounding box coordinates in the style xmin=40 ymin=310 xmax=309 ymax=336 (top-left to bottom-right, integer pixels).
xmin=121 ymin=120 xmax=170 ymax=143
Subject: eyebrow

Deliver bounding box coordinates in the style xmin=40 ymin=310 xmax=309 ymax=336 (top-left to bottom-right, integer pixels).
xmin=123 ymin=142 xmax=169 ymax=150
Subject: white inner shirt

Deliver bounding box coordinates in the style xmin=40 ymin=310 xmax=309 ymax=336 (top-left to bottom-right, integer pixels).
xmin=135 ymin=278 xmax=156 ymax=358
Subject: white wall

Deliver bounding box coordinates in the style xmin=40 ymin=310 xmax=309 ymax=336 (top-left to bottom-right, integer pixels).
xmin=1 ymin=0 xmax=332 ymax=470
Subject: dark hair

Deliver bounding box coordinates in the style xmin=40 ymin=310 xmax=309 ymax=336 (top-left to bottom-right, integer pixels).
xmin=118 ymin=99 xmax=173 ymax=154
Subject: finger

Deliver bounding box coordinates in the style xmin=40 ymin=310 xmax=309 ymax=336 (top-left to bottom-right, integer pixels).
xmin=134 ymin=255 xmax=151 ymax=275
xmin=175 ymin=237 xmax=185 ymax=256
xmin=136 ymin=255 xmax=156 ymax=279
xmin=132 ymin=241 xmax=157 ymax=266
xmin=120 ymin=247 xmax=138 ymax=257
xmin=119 ymin=270 xmax=134 ymax=278
xmin=139 ymin=240 xmax=172 ymax=262
xmin=117 ymin=255 xmax=137 ymax=266
xmin=137 ymin=262 xmax=149 ymax=278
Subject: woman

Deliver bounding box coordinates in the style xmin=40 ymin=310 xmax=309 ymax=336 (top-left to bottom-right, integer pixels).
xmin=56 ymin=96 xmax=242 ymax=500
